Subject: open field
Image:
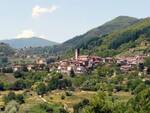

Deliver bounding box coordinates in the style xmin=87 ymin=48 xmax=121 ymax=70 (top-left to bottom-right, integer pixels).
xmin=0 ymin=90 xmax=132 ymax=113
xmin=113 ymin=91 xmax=132 ymax=102
xmin=0 ymin=90 xmax=24 ymax=106
xmin=0 ymin=73 xmax=16 ymax=83
xmin=44 ymin=90 xmax=131 ymax=113
xmin=44 ymin=90 xmax=96 ymax=112
xmin=10 ymin=57 xmax=34 ymax=64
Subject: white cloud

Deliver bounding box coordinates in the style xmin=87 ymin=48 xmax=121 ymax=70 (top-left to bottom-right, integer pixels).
xmin=17 ymin=30 xmax=35 ymax=38
xmin=32 ymin=5 xmax=57 ymax=17
xmin=16 ymin=30 xmax=48 ymax=39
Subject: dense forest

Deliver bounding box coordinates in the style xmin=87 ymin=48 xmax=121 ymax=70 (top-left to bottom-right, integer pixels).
xmin=65 ymin=18 xmax=150 ymax=58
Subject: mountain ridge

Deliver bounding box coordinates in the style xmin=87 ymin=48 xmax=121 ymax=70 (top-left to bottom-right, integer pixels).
xmin=83 ymin=17 xmax=150 ymax=57
xmin=16 ymin=16 xmax=147 ymax=57
xmin=50 ymin=16 xmax=139 ymax=54
xmin=0 ymin=37 xmax=58 ymax=49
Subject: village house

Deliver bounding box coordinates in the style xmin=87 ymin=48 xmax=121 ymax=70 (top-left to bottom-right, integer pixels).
xmin=9 ymin=49 xmax=149 ymax=74
xmin=117 ymin=55 xmax=146 ymax=72
xmin=57 ymin=49 xmax=102 ymax=74
xmin=27 ymin=64 xmax=35 ymax=71
xmin=104 ymin=57 xmax=114 ymax=64
xmin=12 ymin=65 xmax=23 ymax=72
xmin=57 ymin=60 xmax=70 ymax=73
xmin=120 ymin=65 xmax=132 ymax=72
xmin=35 ymin=58 xmax=47 ymax=65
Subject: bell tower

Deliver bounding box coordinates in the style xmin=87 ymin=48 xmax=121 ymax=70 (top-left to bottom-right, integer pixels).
xmin=75 ymin=48 xmax=80 ymax=60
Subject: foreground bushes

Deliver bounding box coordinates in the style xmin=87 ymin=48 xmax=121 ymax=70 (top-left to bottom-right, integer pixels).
xmin=2 ymin=100 xmax=19 ymax=113
xmin=4 ymin=92 xmax=25 ymax=104
xmin=29 ymin=103 xmax=68 ymax=113
xmin=74 ymin=88 xmax=150 ymax=113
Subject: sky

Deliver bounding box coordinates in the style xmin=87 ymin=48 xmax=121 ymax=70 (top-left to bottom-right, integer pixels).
xmin=0 ymin=0 xmax=149 ymax=43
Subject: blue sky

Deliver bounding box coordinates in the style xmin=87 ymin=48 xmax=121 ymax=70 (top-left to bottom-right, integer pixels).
xmin=0 ymin=0 xmax=149 ymax=43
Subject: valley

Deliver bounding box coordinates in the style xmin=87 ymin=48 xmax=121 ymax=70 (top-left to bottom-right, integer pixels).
xmin=0 ymin=16 xmax=150 ymax=113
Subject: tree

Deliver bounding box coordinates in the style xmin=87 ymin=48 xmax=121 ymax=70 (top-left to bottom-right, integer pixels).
xmin=127 ymin=79 xmax=143 ymax=91
xmin=11 ymin=79 xmax=32 ymax=90
xmin=74 ymin=99 xmax=89 ymax=113
xmin=144 ymin=57 xmax=150 ymax=74
xmin=96 ymin=66 xmax=114 ymax=77
xmin=144 ymin=57 xmax=150 ymax=67
xmin=81 ymin=79 xmax=98 ymax=91
xmin=0 ymin=82 xmax=4 ymax=91
xmin=47 ymin=73 xmax=72 ymax=90
xmin=4 ymin=92 xmax=16 ymax=104
xmin=69 ymin=68 xmax=76 ymax=77
xmin=4 ymin=92 xmax=25 ymax=104
xmin=14 ymin=71 xmax=24 ymax=78
xmin=72 ymin=76 xmax=86 ymax=87
xmin=79 ymin=92 xmax=114 ymax=113
xmin=2 ymin=67 xmax=13 ymax=73
xmin=3 ymin=101 xmax=19 ymax=113
xmin=126 ymin=88 xmax=150 ymax=113
xmin=15 ymin=94 xmax=25 ymax=104
xmin=138 ymin=63 xmax=144 ymax=71
xmin=36 ymin=83 xmax=47 ymax=95
xmin=133 ymin=83 xmax=147 ymax=94
xmin=22 ymin=66 xmax=28 ymax=72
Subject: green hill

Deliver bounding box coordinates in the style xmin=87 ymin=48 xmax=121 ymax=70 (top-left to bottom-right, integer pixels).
xmin=56 ymin=17 xmax=150 ymax=58
xmin=0 ymin=43 xmax=15 ymax=56
xmin=52 ymin=16 xmax=139 ymax=54
xmin=84 ymin=18 xmax=150 ymax=57
xmin=21 ymin=16 xmax=150 ymax=58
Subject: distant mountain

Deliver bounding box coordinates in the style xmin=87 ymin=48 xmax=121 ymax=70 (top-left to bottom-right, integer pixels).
xmin=51 ymin=16 xmax=139 ymax=53
xmin=0 ymin=37 xmax=58 ymax=49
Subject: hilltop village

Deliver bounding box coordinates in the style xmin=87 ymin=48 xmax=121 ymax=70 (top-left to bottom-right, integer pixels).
xmin=2 ymin=49 xmax=149 ymax=75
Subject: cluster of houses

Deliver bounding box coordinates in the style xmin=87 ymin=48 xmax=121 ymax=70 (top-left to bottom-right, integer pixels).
xmin=57 ymin=51 xmax=102 ymax=74
xmin=1 ymin=49 xmax=149 ymax=74
xmin=116 ymin=55 xmax=146 ymax=72
xmin=57 ymin=49 xmax=147 ymax=74
xmin=11 ymin=58 xmax=49 ymax=72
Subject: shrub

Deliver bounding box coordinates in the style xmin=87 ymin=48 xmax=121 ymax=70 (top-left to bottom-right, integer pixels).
xmin=3 ymin=101 xmax=19 ymax=113
xmin=0 ymin=82 xmax=4 ymax=91
xmin=61 ymin=95 xmax=65 ymax=100
xmin=36 ymin=83 xmax=47 ymax=95
xmin=65 ymin=91 xmax=73 ymax=96
xmin=4 ymin=92 xmax=25 ymax=104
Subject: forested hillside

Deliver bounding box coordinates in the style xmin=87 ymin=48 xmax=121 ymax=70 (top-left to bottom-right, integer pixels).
xmin=19 ymin=16 xmax=150 ymax=58
xmin=55 ymin=17 xmax=150 ymax=58
xmin=0 ymin=43 xmax=15 ymax=56
xmin=23 ymin=16 xmax=139 ymax=56
xmin=53 ymin=16 xmax=138 ymax=53
xmin=87 ymin=18 xmax=150 ymax=57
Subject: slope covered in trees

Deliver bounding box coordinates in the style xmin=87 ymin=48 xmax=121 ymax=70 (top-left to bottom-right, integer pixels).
xmin=0 ymin=43 xmax=15 ymax=56
xmin=43 ymin=16 xmax=139 ymax=55
xmin=24 ymin=16 xmax=138 ymax=56
xmin=88 ymin=17 xmax=150 ymax=57
xmin=59 ymin=17 xmax=150 ymax=58
xmin=19 ymin=16 xmax=150 ymax=58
